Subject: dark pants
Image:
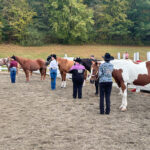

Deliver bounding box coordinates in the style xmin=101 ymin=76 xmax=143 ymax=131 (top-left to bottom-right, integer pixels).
xmin=10 ymin=67 xmax=17 ymax=83
xmin=100 ymin=82 xmax=112 ymax=114
xmin=50 ymin=69 xmax=57 ymax=90
xmin=95 ymin=79 xmax=99 ymax=95
xmin=73 ymin=79 xmax=84 ymax=99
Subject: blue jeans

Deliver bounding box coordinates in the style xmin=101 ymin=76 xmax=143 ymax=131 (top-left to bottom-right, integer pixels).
xmin=10 ymin=67 xmax=17 ymax=83
xmin=50 ymin=69 xmax=57 ymax=90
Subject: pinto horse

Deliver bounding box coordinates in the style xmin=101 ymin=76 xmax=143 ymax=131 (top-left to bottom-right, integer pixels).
xmin=46 ymin=55 xmax=94 ymax=88
xmin=0 ymin=58 xmax=10 ymax=67
xmin=90 ymin=59 xmax=150 ymax=111
xmin=11 ymin=55 xmax=46 ymax=81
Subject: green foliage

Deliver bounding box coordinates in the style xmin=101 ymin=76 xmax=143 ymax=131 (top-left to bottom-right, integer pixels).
xmin=0 ymin=0 xmax=150 ymax=45
xmin=45 ymin=0 xmax=94 ymax=44
xmin=128 ymin=0 xmax=150 ymax=44
xmin=1 ymin=0 xmax=36 ymax=42
xmin=95 ymin=0 xmax=133 ymax=42
xmin=19 ymin=26 xmax=46 ymax=46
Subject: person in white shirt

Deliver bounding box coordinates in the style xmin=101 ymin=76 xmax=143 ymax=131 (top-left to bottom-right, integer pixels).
xmin=49 ymin=54 xmax=58 ymax=90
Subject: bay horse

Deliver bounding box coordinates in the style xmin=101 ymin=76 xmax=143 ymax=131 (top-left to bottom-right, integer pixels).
xmin=90 ymin=59 xmax=150 ymax=111
xmin=11 ymin=55 xmax=46 ymax=81
xmin=46 ymin=55 xmax=93 ymax=88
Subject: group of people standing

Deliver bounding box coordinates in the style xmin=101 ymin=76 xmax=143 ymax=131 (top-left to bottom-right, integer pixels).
xmin=48 ymin=53 xmax=114 ymax=115
xmin=8 ymin=52 xmax=115 ymax=115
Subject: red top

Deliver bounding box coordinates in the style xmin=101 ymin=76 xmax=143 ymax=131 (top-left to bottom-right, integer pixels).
xmin=10 ymin=60 xmax=18 ymax=68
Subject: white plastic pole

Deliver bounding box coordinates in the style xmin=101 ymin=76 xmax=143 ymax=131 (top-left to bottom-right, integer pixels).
xmin=147 ymin=52 xmax=150 ymax=61
xmin=117 ymin=52 xmax=120 ymax=59
xmin=123 ymin=53 xmax=125 ymax=59
xmin=134 ymin=53 xmax=136 ymax=61
xmin=136 ymin=52 xmax=139 ymax=61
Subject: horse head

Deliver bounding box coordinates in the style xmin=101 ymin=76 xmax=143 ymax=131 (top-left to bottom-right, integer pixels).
xmin=90 ymin=61 xmax=101 ymax=84
xmin=45 ymin=55 xmax=52 ymax=66
xmin=11 ymin=55 xmax=16 ymax=60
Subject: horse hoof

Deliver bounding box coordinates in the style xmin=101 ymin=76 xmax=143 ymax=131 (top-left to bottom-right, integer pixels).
xmin=121 ymin=107 xmax=127 ymax=112
xmin=119 ymin=106 xmax=123 ymax=110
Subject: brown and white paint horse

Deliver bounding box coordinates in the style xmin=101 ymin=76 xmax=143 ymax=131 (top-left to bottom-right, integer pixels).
xmin=11 ymin=55 xmax=47 ymax=81
xmin=90 ymin=59 xmax=150 ymax=111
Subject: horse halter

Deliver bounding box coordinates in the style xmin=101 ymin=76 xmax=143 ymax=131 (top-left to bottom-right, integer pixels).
xmin=91 ymin=70 xmax=99 ymax=80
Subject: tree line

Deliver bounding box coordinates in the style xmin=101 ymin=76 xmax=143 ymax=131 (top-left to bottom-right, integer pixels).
xmin=0 ymin=0 xmax=150 ymax=46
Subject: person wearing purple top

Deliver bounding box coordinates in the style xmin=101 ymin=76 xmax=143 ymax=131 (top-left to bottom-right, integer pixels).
xmin=69 ymin=57 xmax=85 ymax=99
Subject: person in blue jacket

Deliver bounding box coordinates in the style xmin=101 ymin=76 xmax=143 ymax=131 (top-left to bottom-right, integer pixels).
xmin=99 ymin=53 xmax=114 ymax=115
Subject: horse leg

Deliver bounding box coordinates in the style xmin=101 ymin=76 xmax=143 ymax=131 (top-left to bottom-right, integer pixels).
xmin=118 ymin=88 xmax=122 ymax=95
xmin=120 ymin=82 xmax=127 ymax=111
xmin=60 ymin=71 xmax=64 ymax=88
xmin=39 ymin=68 xmax=44 ymax=80
xmin=95 ymin=79 xmax=99 ymax=95
xmin=62 ymin=72 xmax=67 ymax=88
xmin=41 ymin=68 xmax=46 ymax=80
xmin=43 ymin=68 xmax=46 ymax=80
xmin=24 ymin=70 xmax=30 ymax=82
xmin=83 ymin=70 xmax=87 ymax=86
xmin=30 ymin=71 xmax=32 ymax=76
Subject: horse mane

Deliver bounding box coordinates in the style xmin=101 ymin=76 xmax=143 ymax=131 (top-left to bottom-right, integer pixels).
xmin=80 ymin=58 xmax=93 ymax=72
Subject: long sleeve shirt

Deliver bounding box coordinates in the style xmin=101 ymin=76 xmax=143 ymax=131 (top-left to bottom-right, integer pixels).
xmin=99 ymin=62 xmax=113 ymax=83
xmin=49 ymin=59 xmax=58 ymax=70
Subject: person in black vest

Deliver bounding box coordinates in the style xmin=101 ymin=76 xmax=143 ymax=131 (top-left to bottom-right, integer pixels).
xmin=69 ymin=57 xmax=85 ymax=99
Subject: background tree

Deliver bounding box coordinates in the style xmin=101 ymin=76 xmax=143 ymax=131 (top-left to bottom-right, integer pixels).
xmin=128 ymin=0 xmax=150 ymax=44
xmin=94 ymin=0 xmax=133 ymax=44
xmin=1 ymin=0 xmax=36 ymax=44
xmin=45 ymin=0 xmax=94 ymax=44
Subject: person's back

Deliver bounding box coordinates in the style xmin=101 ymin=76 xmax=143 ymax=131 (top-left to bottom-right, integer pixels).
xmin=99 ymin=53 xmax=114 ymax=115
xmin=10 ymin=60 xmax=18 ymax=68
xmin=69 ymin=57 xmax=85 ymax=99
xmin=99 ymin=62 xmax=113 ymax=83
xmin=70 ymin=63 xmax=85 ymax=81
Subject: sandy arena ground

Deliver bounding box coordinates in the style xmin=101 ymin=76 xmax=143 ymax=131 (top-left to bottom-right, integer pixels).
xmin=0 ymin=72 xmax=149 ymax=150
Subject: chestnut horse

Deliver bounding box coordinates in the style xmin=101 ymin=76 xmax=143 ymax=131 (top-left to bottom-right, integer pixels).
xmin=46 ymin=55 xmax=89 ymax=88
xmin=11 ymin=55 xmax=46 ymax=81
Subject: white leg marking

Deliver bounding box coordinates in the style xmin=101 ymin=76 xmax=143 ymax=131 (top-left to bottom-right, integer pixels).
xmin=64 ymin=81 xmax=66 ymax=88
xmin=120 ymin=88 xmax=127 ymax=111
xmin=61 ymin=81 xmax=64 ymax=88
xmin=83 ymin=80 xmax=86 ymax=86
xmin=118 ymin=88 xmax=122 ymax=95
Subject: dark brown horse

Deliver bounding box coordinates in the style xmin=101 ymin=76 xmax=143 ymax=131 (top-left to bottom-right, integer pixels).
xmin=11 ymin=55 xmax=46 ymax=81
